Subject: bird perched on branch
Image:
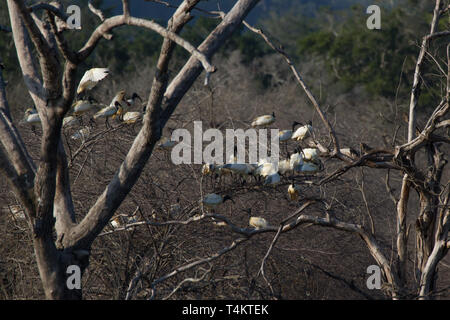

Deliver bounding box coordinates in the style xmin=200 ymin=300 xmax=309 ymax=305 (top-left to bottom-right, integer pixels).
xmin=109 ymin=90 xmax=128 ymax=117
xmin=249 ymin=217 xmax=268 ymax=229
xmin=202 ymin=193 xmax=234 ymax=210
xmin=126 ymin=92 xmax=143 ymax=108
xmin=290 ymin=148 xmax=304 ymax=172
xmin=77 ymin=68 xmax=109 ymax=98
xmin=277 ymin=155 xmax=291 ymax=175
xmin=122 ymin=111 xmax=142 ymax=124
xmin=71 ymin=126 xmax=90 ymax=141
xmin=292 ymin=120 xmax=313 ymax=141
xmin=93 ymin=101 xmax=123 ymax=128
xmin=302 ymin=148 xmax=319 ymax=162
xmin=72 ymin=96 xmax=98 ymax=116
xmin=251 ymin=112 xmax=276 ymax=128
xmin=22 ymin=107 xmax=40 ymax=124
xmin=340 ymin=147 xmax=359 ymax=159
xmin=264 ymin=172 xmax=281 ymax=185
xmin=62 ymin=115 xmax=80 ymax=128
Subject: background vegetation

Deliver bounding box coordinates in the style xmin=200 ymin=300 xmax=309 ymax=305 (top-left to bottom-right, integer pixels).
xmin=0 ymin=0 xmax=448 ymax=299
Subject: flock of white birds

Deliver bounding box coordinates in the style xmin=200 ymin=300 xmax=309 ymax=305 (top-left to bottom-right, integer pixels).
xmin=18 ymin=67 xmax=324 ymax=231
xmin=201 ymin=111 xmax=322 ymax=230
xmin=21 ymin=68 xmax=146 ymax=141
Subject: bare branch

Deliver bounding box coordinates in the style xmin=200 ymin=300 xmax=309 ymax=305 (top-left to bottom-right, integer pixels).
xmin=87 ymin=1 xmax=113 ymax=39
xmin=407 ymin=0 xmax=444 ymax=143
xmin=242 ymin=21 xmax=341 ymax=156
xmin=88 ymin=1 xmax=106 ymax=21
xmin=78 ymin=16 xmax=215 ymax=73
xmin=6 ymin=0 xmax=45 ymax=106
xmin=28 ymin=2 xmax=68 ymax=22
xmin=122 ymin=0 xmax=130 ymax=18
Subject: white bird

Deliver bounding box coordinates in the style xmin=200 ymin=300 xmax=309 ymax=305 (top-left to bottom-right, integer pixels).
xmin=202 ymin=193 xmax=233 ymax=209
xmin=110 ymin=216 xmax=121 ymax=229
xmin=77 ymin=67 xmax=109 ymax=95
xmin=302 ymin=148 xmax=319 ymax=161
xmin=277 ymin=158 xmax=291 ymax=175
xmin=213 ymin=221 xmax=228 ymax=227
xmin=279 ymin=121 xmax=301 ymax=142
xmin=122 ymin=111 xmax=142 ymax=124
xmin=71 ymin=126 xmax=90 ymax=141
xmin=126 ymin=92 xmax=143 ymax=108
xmin=249 ymin=217 xmax=268 ymax=229
xmin=93 ymin=101 xmax=123 ymax=127
xmin=291 ymin=120 xmax=313 ymax=141
xmin=251 ymin=112 xmax=276 ymax=128
xmin=340 ymin=147 xmax=359 ymax=158
xmin=288 ymin=183 xmax=301 ymax=201
xmin=109 ymin=90 xmax=128 ymax=117
xmin=301 ymin=161 xmax=320 ymax=173
xmin=72 ymin=97 xmax=98 ymax=116
xmin=264 ymin=172 xmax=281 ymax=185
xmin=23 ymin=107 xmax=40 ymax=124
xmin=62 ymin=116 xmax=80 ymax=128
xmin=255 ymin=161 xmax=278 ymax=178
xmin=222 ymin=163 xmax=255 ymax=176
xmin=290 ymin=149 xmax=304 ymax=172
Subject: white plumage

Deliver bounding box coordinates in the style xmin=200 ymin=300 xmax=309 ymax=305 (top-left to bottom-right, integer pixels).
xmin=290 ymin=151 xmax=304 ymax=172
xmin=23 ymin=108 xmax=40 ymax=124
xmin=255 ymin=161 xmax=278 ymax=177
xmin=71 ymin=126 xmax=90 ymax=141
xmin=251 ymin=112 xmax=275 ymax=127
xmin=62 ymin=116 xmax=80 ymax=128
xmin=77 ymin=68 xmax=109 ymax=94
xmin=340 ymin=147 xmax=359 ymax=158
xmin=202 ymin=193 xmax=232 ymax=209
xmin=302 ymin=148 xmax=319 ymax=161
xmin=222 ymin=163 xmax=255 ymax=176
xmin=122 ymin=111 xmax=142 ymax=124
xmin=72 ymin=98 xmax=97 ymax=115
xmin=249 ymin=217 xmax=268 ymax=229
xmin=110 ymin=216 xmax=121 ymax=229
xmin=93 ymin=102 xmax=122 ymax=120
xmin=264 ymin=172 xmax=281 ymax=185
xmin=277 ymin=158 xmax=291 ymax=175
xmin=292 ymin=122 xmax=313 ymax=141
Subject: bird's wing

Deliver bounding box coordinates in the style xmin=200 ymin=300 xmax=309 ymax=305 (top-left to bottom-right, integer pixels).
xmin=88 ymin=68 xmax=109 ymax=82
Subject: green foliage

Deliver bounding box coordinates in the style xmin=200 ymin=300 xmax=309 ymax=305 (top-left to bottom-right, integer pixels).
xmin=295 ymin=3 xmax=446 ymax=106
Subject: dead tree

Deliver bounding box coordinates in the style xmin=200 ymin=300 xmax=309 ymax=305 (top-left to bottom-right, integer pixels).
xmin=0 ymin=0 xmax=260 ymax=299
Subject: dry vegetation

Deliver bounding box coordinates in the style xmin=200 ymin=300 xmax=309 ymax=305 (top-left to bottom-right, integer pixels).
xmin=0 ymin=0 xmax=449 ymax=300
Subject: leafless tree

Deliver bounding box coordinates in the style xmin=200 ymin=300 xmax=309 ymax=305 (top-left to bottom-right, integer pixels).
xmin=0 ymin=0 xmax=449 ymax=301
xmin=0 ymin=0 xmax=260 ymax=299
